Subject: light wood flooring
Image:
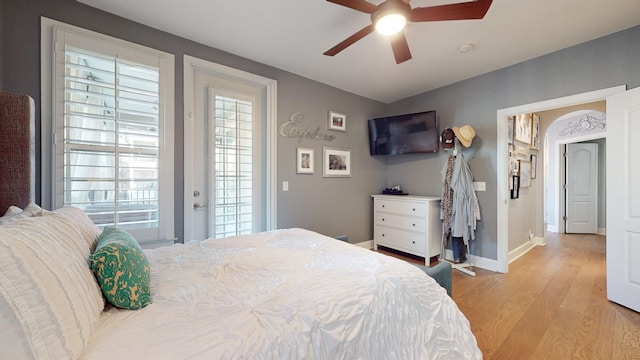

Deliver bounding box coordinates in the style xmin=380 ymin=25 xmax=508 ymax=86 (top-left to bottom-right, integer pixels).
xmin=376 ymin=233 xmax=640 ymax=359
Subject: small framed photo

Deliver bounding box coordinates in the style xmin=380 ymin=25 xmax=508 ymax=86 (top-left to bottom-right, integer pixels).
xmin=513 ymin=143 xmax=529 ymax=160
xmin=530 ymin=154 xmax=537 ymax=179
xmin=515 ymin=113 xmax=532 ymax=145
xmin=511 ymin=175 xmax=520 ymax=199
xmin=323 ymin=147 xmax=351 ymax=177
xmin=530 ymin=114 xmax=540 ymax=150
xmin=328 ymin=111 xmax=346 ymax=132
xmin=510 ymin=158 xmax=520 ymax=175
xmin=519 ymin=160 xmax=532 ymax=188
xmin=296 ymin=148 xmax=314 ymax=174
xmin=507 ymin=115 xmax=515 ymax=145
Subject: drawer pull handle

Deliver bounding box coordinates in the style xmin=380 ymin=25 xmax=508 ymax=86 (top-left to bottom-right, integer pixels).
xmin=412 ymin=208 xmax=416 ymax=211
xmin=412 ymin=241 xmax=416 ymax=244
xmin=382 ymin=218 xmax=385 ymax=221
xmin=412 ymin=223 xmax=415 ymax=227
xmin=382 ymin=205 xmax=385 ymax=208
xmin=382 ymin=234 xmax=385 ymax=237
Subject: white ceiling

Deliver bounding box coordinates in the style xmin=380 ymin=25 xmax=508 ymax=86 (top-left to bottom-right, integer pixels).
xmin=77 ymin=0 xmax=640 ymax=103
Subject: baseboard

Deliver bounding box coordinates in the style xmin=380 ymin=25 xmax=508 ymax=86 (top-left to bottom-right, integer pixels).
xmin=533 ymin=236 xmax=546 ymax=246
xmin=355 ymin=240 xmax=374 ymax=249
xmin=509 ymin=238 xmax=545 ymax=264
xmin=442 ymin=249 xmax=500 ymax=272
xmin=141 ymin=238 xmax=176 ymax=249
xmin=361 ymin=240 xmax=499 ymax=272
xmin=598 ymin=227 xmax=606 ymax=235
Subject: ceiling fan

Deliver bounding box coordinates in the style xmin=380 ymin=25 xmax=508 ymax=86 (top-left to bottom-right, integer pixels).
xmin=323 ymin=0 xmax=493 ymax=64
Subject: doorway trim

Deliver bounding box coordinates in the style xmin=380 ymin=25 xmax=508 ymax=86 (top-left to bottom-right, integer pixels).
xmin=554 ymin=130 xmax=604 ymax=234
xmin=496 ymin=85 xmax=625 ymax=273
xmin=183 ymin=55 xmax=278 ymax=242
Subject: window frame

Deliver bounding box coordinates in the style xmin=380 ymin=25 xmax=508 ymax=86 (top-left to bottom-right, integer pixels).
xmin=41 ymin=18 xmax=175 ymax=245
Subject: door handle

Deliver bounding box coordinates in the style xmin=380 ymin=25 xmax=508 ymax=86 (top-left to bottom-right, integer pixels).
xmin=193 ymin=202 xmax=207 ymax=209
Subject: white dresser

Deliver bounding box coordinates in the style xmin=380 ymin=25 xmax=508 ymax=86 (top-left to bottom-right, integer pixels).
xmin=372 ymin=195 xmax=442 ymax=266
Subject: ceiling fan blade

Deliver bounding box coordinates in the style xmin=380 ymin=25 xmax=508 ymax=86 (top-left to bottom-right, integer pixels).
xmin=390 ymin=32 xmax=412 ymax=64
xmin=409 ymin=0 xmax=493 ymax=22
xmin=326 ymin=0 xmax=377 ymax=14
xmin=324 ymin=24 xmax=375 ymax=56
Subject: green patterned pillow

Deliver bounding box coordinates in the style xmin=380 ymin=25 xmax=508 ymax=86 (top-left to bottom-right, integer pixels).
xmin=90 ymin=227 xmax=151 ymax=309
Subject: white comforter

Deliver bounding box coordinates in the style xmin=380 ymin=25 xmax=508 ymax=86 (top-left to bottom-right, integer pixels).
xmin=81 ymin=228 xmax=481 ymax=359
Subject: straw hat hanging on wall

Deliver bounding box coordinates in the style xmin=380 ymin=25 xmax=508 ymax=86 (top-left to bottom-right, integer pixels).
xmin=452 ymin=125 xmax=476 ymax=148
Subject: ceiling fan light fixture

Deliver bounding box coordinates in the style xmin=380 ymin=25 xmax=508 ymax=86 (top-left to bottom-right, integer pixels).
xmin=375 ymin=13 xmax=407 ymax=35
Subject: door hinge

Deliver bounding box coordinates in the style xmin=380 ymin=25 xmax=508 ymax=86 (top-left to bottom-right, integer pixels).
xmin=563 ymin=215 xmax=568 ymax=221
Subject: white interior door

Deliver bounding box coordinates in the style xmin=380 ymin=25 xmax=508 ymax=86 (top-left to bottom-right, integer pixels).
xmin=565 ymin=143 xmax=598 ymax=233
xmin=606 ymin=86 xmax=640 ymax=312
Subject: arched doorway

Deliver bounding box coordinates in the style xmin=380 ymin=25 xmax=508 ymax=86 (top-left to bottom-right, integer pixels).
xmin=543 ymin=109 xmax=606 ymax=235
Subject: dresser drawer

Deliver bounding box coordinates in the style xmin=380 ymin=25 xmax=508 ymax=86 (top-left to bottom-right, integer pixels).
xmin=374 ymin=226 xmax=426 ymax=255
xmin=375 ymin=199 xmax=426 ymax=217
xmin=374 ymin=213 xmax=426 ymax=232
xmin=371 ymin=195 xmax=442 ymax=265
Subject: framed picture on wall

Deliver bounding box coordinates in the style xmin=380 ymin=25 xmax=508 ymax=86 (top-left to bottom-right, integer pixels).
xmin=296 ymin=147 xmax=314 ymax=174
xmin=508 ymin=116 xmax=515 ymax=144
xmin=511 ymin=175 xmax=520 ymax=199
xmin=514 ymin=144 xmax=529 ymax=159
xmin=530 ymin=154 xmax=537 ymax=179
xmin=328 ymin=111 xmax=346 ymax=132
xmin=510 ymin=158 xmax=520 ymax=176
xmin=515 ymin=113 xmax=532 ymax=144
xmin=519 ymin=160 xmax=532 ymax=188
xmin=530 ymin=114 xmax=540 ymax=150
xmin=323 ymin=147 xmax=351 ymax=177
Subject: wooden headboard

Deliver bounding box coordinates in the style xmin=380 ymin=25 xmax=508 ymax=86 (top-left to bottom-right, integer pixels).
xmin=0 ymin=91 xmax=35 ymax=214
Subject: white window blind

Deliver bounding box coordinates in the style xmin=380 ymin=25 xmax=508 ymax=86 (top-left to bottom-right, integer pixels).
xmin=43 ymin=20 xmax=175 ymax=244
xmin=63 ymin=48 xmax=160 ymax=230
xmin=211 ymin=92 xmax=254 ymax=238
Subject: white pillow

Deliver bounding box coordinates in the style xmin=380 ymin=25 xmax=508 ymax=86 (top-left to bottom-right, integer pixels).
xmin=0 ymin=207 xmax=30 ymax=225
xmin=0 ymin=294 xmax=32 ymax=359
xmin=0 ymin=203 xmax=49 ymax=225
xmin=0 ymin=213 xmax=104 ymax=359
xmin=21 ymin=202 xmax=48 ymax=217
xmin=53 ymin=206 xmax=102 ymax=252
xmin=3 ymin=205 xmax=22 ymax=217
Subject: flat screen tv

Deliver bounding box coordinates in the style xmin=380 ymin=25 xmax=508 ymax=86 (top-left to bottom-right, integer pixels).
xmin=368 ymin=110 xmax=438 ymax=156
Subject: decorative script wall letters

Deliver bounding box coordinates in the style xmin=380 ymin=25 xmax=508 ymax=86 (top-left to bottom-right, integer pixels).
xmin=279 ymin=112 xmax=336 ymax=143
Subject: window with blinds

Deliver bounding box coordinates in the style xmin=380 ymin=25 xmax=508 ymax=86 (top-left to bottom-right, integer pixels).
xmin=43 ymin=19 xmax=175 ymax=245
xmin=212 ymin=94 xmax=254 ymax=239
xmin=63 ymin=47 xmax=160 ymax=231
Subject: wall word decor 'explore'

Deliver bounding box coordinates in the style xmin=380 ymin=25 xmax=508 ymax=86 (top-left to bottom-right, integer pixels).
xmin=279 ymin=112 xmax=336 ymax=143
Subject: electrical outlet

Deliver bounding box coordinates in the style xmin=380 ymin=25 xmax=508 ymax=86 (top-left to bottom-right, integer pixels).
xmin=282 ymin=181 xmax=289 ymax=192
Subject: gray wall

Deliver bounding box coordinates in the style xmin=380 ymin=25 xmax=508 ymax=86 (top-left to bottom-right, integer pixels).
xmin=0 ymin=0 xmax=386 ymax=244
xmin=384 ymin=25 xmax=640 ymax=260
xmin=2 ymin=0 xmax=640 ymax=254
xmin=274 ymin=73 xmax=387 ymax=240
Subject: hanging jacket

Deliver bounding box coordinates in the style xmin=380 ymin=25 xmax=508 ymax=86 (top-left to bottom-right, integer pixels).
xmin=450 ymin=154 xmax=481 ymax=244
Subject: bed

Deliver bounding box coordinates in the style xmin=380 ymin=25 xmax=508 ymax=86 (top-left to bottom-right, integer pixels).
xmin=0 ymin=205 xmax=481 ymax=359
xmin=0 ymin=91 xmax=480 ymax=359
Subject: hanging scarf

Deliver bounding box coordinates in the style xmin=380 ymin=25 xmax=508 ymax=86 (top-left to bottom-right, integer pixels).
xmin=440 ymin=155 xmax=455 ymax=247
